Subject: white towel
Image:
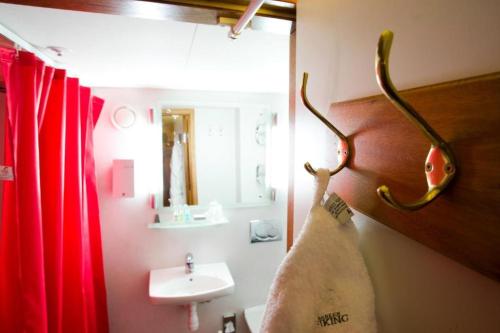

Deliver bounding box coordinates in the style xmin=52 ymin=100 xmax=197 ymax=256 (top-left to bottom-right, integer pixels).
xmin=261 ymin=169 xmax=377 ymax=333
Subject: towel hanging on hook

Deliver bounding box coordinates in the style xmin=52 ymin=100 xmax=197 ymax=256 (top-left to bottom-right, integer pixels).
xmin=300 ymin=72 xmax=350 ymax=176
xmin=374 ymin=30 xmax=457 ymax=211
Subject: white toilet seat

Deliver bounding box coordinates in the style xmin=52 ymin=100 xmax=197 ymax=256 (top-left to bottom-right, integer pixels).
xmin=244 ymin=304 xmax=265 ymax=333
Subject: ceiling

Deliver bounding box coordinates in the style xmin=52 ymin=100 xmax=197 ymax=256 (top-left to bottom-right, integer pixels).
xmin=0 ymin=3 xmax=290 ymax=93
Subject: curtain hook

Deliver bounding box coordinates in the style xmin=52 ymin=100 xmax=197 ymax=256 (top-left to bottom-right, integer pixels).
xmin=14 ymin=43 xmax=21 ymax=57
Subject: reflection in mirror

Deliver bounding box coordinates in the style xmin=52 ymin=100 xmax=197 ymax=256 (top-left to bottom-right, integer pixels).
xmin=160 ymin=106 xmax=273 ymax=207
xmin=162 ymin=109 xmax=197 ymax=206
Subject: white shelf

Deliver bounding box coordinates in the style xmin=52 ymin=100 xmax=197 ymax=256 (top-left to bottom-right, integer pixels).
xmin=148 ymin=219 xmax=229 ymax=229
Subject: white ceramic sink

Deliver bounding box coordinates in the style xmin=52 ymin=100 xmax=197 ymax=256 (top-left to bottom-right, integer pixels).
xmin=149 ymin=262 xmax=234 ymax=305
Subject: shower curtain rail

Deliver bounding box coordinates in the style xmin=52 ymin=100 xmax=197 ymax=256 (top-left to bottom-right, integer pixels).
xmin=229 ymin=0 xmax=266 ymax=39
xmin=0 ymin=22 xmax=57 ymax=66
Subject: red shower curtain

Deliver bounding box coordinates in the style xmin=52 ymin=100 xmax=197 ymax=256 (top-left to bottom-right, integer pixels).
xmin=0 ymin=48 xmax=109 ymax=333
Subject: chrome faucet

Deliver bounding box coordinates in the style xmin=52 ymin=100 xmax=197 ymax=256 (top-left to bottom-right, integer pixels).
xmin=185 ymin=252 xmax=194 ymax=274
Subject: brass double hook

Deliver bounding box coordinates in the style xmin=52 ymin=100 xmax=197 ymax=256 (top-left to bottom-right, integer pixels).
xmin=375 ymin=30 xmax=456 ymax=210
xmin=300 ymin=72 xmax=350 ymax=176
xmin=300 ymin=30 xmax=457 ymax=211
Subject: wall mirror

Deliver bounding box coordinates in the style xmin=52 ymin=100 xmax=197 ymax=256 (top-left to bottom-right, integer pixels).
xmin=158 ymin=105 xmax=274 ymax=208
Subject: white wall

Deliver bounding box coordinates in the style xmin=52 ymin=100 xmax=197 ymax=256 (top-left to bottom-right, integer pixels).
xmin=295 ymin=0 xmax=500 ymax=332
xmin=93 ymin=87 xmax=288 ymax=333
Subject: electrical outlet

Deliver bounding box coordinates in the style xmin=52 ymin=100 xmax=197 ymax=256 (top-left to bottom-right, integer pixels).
xmin=222 ymin=312 xmax=236 ymax=333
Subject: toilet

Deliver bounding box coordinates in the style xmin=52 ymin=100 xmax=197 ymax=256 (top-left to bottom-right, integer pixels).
xmin=244 ymin=304 xmax=266 ymax=333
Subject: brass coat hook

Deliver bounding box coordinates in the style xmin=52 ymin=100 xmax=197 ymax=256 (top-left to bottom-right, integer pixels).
xmin=375 ymin=30 xmax=456 ymax=211
xmin=300 ymin=72 xmax=350 ymax=176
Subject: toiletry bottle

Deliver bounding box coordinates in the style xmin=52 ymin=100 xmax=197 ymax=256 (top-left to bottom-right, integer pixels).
xmin=173 ymin=204 xmax=182 ymax=223
xmin=183 ymin=204 xmax=192 ymax=223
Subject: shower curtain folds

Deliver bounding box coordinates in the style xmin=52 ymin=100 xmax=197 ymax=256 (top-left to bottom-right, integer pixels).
xmin=0 ymin=48 xmax=109 ymax=333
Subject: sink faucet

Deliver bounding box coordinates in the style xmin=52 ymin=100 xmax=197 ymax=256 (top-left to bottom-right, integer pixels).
xmin=185 ymin=252 xmax=194 ymax=274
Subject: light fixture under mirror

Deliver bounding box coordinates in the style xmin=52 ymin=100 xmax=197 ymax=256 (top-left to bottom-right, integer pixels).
xmin=157 ymin=105 xmax=275 ymax=209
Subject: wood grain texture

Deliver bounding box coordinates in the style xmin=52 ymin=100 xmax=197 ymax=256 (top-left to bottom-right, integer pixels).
xmin=326 ymin=73 xmax=500 ymax=280
xmin=0 ymin=0 xmax=295 ymax=22
xmin=287 ymin=29 xmax=296 ymax=252
xmin=0 ymin=0 xmax=219 ymax=25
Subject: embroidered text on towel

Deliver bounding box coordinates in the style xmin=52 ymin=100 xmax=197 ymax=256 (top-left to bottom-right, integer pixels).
xmin=316 ymin=311 xmax=349 ymax=327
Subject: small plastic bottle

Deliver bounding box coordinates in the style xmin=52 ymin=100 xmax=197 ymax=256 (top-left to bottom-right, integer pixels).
xmin=183 ymin=204 xmax=192 ymax=223
xmin=172 ymin=204 xmax=182 ymax=223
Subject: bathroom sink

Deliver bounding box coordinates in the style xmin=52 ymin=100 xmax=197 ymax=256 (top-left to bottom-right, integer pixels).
xmin=149 ymin=262 xmax=234 ymax=305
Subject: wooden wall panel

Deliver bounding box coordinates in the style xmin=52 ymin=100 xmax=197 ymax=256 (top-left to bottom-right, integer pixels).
xmin=326 ymin=73 xmax=500 ymax=280
xmin=0 ymin=0 xmax=295 ymax=23
xmin=287 ymin=28 xmax=296 ymax=252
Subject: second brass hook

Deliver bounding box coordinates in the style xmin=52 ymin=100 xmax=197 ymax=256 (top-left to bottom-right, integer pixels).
xmin=300 ymin=72 xmax=350 ymax=176
xmin=375 ymin=30 xmax=456 ymax=211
